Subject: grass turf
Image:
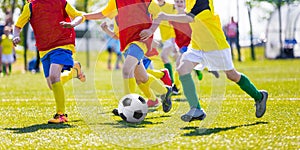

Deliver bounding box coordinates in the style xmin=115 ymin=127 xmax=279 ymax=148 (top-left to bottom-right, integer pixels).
xmin=0 ymin=47 xmax=299 ymax=149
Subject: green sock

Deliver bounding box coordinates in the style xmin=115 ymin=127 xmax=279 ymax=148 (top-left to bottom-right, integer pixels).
xmin=2 ymin=65 xmax=6 ymax=75
xmin=194 ymin=70 xmax=203 ymax=80
xmin=164 ymin=63 xmax=174 ymax=83
xmin=237 ymin=74 xmax=262 ymax=101
xmin=9 ymin=64 xmax=12 ymax=74
xmin=179 ymin=73 xmax=201 ymax=109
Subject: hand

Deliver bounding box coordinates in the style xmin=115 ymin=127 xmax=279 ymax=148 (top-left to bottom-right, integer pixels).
xmin=100 ymin=22 xmax=108 ymax=30
xmin=59 ymin=21 xmax=74 ymax=28
xmin=139 ymin=29 xmax=154 ymax=41
xmin=12 ymin=36 xmax=21 ymax=47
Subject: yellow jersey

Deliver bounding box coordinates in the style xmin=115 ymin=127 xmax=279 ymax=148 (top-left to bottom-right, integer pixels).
xmin=186 ymin=0 xmax=229 ymax=51
xmin=1 ymin=34 xmax=14 ymax=55
xmin=152 ymin=2 xmax=176 ymax=42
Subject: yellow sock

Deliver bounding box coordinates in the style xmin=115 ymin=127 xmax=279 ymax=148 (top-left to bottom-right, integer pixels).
xmin=52 ymin=81 xmax=65 ymax=113
xmin=124 ymin=78 xmax=136 ymax=94
xmin=60 ymin=70 xmax=73 ymax=85
xmin=138 ymin=83 xmax=156 ymax=100
xmin=147 ymin=69 xmax=164 ymax=79
xmin=174 ymin=71 xmax=181 ymax=89
xmin=145 ymin=74 xmax=167 ymax=95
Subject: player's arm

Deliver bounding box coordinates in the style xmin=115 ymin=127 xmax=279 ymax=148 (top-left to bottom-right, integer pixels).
xmin=60 ymin=2 xmax=84 ymax=28
xmin=13 ymin=3 xmax=30 ymax=46
xmin=85 ymin=0 xmax=117 ymax=20
xmin=139 ymin=1 xmax=162 ymax=41
xmin=101 ymin=22 xmax=118 ymax=40
xmin=158 ymin=0 xmax=210 ymax=23
xmin=139 ymin=18 xmax=162 ymax=41
xmin=84 ymin=11 xmax=106 ymax=20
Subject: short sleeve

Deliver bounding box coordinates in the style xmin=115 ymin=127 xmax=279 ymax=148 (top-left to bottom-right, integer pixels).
xmin=102 ymin=0 xmax=118 ymax=19
xmin=15 ymin=3 xmax=31 ymax=28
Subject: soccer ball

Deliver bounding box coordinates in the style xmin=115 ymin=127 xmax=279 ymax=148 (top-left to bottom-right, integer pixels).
xmin=118 ymin=94 xmax=148 ymax=123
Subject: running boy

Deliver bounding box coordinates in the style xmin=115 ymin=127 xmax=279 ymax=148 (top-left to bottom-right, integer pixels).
xmin=141 ymin=0 xmax=268 ymax=122
xmin=13 ymin=0 xmax=86 ymax=124
xmin=82 ymin=0 xmax=173 ymax=113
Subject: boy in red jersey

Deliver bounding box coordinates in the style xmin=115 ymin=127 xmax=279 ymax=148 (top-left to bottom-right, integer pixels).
xmin=13 ymin=0 xmax=86 ymax=124
xmin=80 ymin=0 xmax=173 ymax=114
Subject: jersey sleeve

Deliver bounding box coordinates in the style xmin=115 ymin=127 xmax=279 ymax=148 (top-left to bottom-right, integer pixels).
xmin=65 ymin=2 xmax=86 ymax=22
xmin=15 ymin=3 xmax=31 ymax=28
xmin=148 ymin=1 xmax=160 ymax=18
xmin=102 ymin=0 xmax=118 ymax=19
xmin=187 ymin=0 xmax=210 ymax=18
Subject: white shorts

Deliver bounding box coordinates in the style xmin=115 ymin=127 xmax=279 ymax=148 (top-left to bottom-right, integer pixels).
xmin=2 ymin=54 xmax=14 ymax=64
xmin=182 ymin=48 xmax=234 ymax=71
xmin=162 ymin=38 xmax=176 ymax=50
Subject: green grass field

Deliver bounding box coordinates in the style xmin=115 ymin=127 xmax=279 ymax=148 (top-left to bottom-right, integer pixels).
xmin=0 ymin=47 xmax=299 ymax=149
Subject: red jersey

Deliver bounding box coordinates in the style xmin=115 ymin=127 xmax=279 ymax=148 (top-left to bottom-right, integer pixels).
xmin=170 ymin=21 xmax=191 ymax=48
xmin=115 ymin=0 xmax=153 ymax=52
xmin=29 ymin=0 xmax=75 ymax=51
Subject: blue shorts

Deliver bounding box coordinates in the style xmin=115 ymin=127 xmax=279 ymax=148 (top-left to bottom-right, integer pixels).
xmin=142 ymin=57 xmax=152 ymax=69
xmin=123 ymin=44 xmax=144 ymax=61
xmin=41 ymin=49 xmax=74 ymax=77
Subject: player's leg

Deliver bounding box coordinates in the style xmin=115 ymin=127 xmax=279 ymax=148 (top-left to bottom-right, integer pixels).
xmin=135 ymin=63 xmax=159 ymax=107
xmin=115 ymin=52 xmax=122 ymax=69
xmin=47 ymin=63 xmax=69 ymax=124
xmin=60 ymin=61 xmax=86 ymax=84
xmin=177 ymin=50 xmax=206 ymax=122
xmin=42 ymin=49 xmax=73 ymax=124
xmin=107 ymin=46 xmax=113 ymax=70
xmin=161 ymin=39 xmax=176 ymax=83
xmin=225 ymin=69 xmax=268 ymax=118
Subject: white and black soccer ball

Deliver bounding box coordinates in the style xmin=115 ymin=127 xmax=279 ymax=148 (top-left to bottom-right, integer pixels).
xmin=118 ymin=94 xmax=148 ymax=123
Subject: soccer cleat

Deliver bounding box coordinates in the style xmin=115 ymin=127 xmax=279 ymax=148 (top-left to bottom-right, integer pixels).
xmin=147 ymin=98 xmax=159 ymax=107
xmin=255 ymin=90 xmax=268 ymax=118
xmin=209 ymin=71 xmax=220 ymax=78
xmin=48 ymin=113 xmax=68 ymax=124
xmin=181 ymin=108 xmax=206 ymax=122
xmin=172 ymin=84 xmax=180 ymax=95
xmin=160 ymin=69 xmax=172 ymax=86
xmin=73 ymin=61 xmax=86 ymax=82
xmin=161 ymin=86 xmax=173 ymax=112
xmin=112 ymin=108 xmax=119 ymax=116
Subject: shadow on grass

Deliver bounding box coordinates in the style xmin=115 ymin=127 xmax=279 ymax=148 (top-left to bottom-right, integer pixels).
xmin=182 ymin=121 xmax=268 ymax=136
xmin=4 ymin=123 xmax=76 ymax=134
xmin=96 ymin=119 xmax=163 ymax=128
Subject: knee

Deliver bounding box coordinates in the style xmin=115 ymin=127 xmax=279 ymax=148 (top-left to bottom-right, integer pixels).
xmin=225 ymin=70 xmax=240 ymax=82
xmin=48 ymin=74 xmax=60 ymax=84
xmin=122 ymin=68 xmax=131 ymax=78
xmin=160 ymin=54 xmax=168 ymax=62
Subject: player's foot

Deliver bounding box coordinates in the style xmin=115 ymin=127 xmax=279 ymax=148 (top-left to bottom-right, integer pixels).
xmin=112 ymin=108 xmax=119 ymax=116
xmin=172 ymin=84 xmax=180 ymax=95
xmin=160 ymin=69 xmax=172 ymax=86
xmin=161 ymin=86 xmax=172 ymax=112
xmin=181 ymin=108 xmax=206 ymax=122
xmin=73 ymin=61 xmax=86 ymax=82
xmin=147 ymin=98 xmax=159 ymax=107
xmin=255 ymin=90 xmax=268 ymax=118
xmin=209 ymin=71 xmax=220 ymax=78
xmin=48 ymin=113 xmax=68 ymax=124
